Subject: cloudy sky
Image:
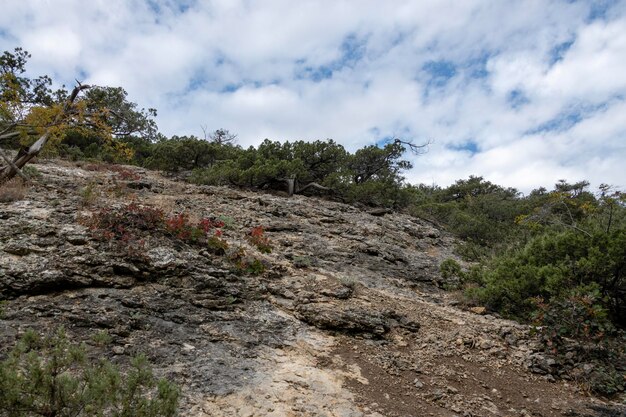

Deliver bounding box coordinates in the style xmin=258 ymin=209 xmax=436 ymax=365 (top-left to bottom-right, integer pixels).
xmin=1 ymin=0 xmax=625 ymax=192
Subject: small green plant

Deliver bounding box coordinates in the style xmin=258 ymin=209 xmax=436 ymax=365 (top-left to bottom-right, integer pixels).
xmin=0 ymin=327 xmax=180 ymax=416
xmin=207 ymin=234 xmax=229 ymax=255
xmin=246 ymin=258 xmax=267 ymax=275
xmin=91 ymin=329 xmax=112 ymax=346
xmin=217 ymin=215 xmax=236 ymax=229
xmin=338 ymin=275 xmax=357 ymax=289
xmin=79 ymin=181 xmax=99 ymax=206
xmin=228 ymin=247 xmax=268 ymax=275
xmin=20 ymin=165 xmax=41 ymax=180
xmin=292 ymin=255 xmax=312 ymax=269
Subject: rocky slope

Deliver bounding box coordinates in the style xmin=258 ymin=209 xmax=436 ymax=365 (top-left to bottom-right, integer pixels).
xmin=0 ymin=160 xmax=624 ymax=417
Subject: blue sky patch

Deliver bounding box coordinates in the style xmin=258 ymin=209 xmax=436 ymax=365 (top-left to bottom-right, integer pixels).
xmin=146 ymin=0 xmax=161 ymax=14
xmin=464 ymin=52 xmax=493 ymax=79
xmin=295 ymin=33 xmax=368 ymax=82
xmin=299 ymin=65 xmax=334 ymax=82
xmin=527 ymin=110 xmax=583 ymax=134
xmin=146 ymin=0 xmax=194 ymax=15
xmin=549 ymin=39 xmax=575 ymax=64
xmin=422 ymin=60 xmax=457 ymax=87
xmin=220 ymin=83 xmax=240 ymax=93
xmin=374 ymin=135 xmax=397 ymax=148
xmin=587 ymin=0 xmax=619 ymax=21
xmin=527 ymin=97 xmax=621 ymax=134
xmin=183 ymin=69 xmax=209 ymax=93
xmin=449 ymin=140 xmax=479 ymax=155
xmin=507 ymin=89 xmax=530 ymax=109
xmin=339 ymin=33 xmax=367 ymax=66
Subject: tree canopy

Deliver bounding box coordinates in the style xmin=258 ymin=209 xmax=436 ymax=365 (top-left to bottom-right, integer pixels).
xmin=0 ymin=48 xmax=160 ymax=180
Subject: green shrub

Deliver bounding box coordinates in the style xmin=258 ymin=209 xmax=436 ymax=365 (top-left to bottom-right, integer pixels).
xmin=228 ymin=247 xmax=268 ymax=275
xmin=20 ymin=165 xmax=41 ymax=180
xmin=464 ymin=219 xmax=626 ymax=395
xmin=79 ymin=182 xmax=99 ymax=206
xmin=91 ymin=329 xmax=112 ymax=347
xmin=146 ymin=136 xmax=233 ymax=173
xmin=439 ymin=258 xmax=463 ymax=281
xmin=292 ymin=256 xmax=312 ymax=269
xmin=207 ymin=235 xmax=229 ymax=255
xmin=471 ymin=228 xmax=626 ymax=323
xmin=58 ymin=144 xmax=85 ymax=161
xmin=345 ymin=180 xmax=416 ymax=208
xmin=532 ymin=289 xmax=625 ymax=396
xmin=0 ymin=328 xmax=179 ymax=416
xmin=217 ymin=215 xmax=236 ymax=230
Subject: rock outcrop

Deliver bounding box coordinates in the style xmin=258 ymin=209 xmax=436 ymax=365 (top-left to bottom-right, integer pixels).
xmin=1 ymin=160 xmax=624 ymax=416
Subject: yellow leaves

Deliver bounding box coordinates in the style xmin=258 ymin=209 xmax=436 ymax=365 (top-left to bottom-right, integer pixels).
xmin=103 ymin=139 xmax=135 ymax=163
xmin=4 ymin=81 xmax=136 ymax=163
xmin=515 ymin=213 xmax=542 ymax=231
xmin=14 ymin=99 xmax=134 ymax=161
xmin=579 ymin=201 xmax=597 ymax=215
xmin=17 ymin=105 xmax=67 ymax=155
xmin=514 ymin=214 xmax=528 ymax=225
xmin=0 ymin=73 xmax=27 ymax=122
xmin=0 ymin=101 xmax=14 ymax=123
xmin=0 ymin=72 xmax=22 ymax=103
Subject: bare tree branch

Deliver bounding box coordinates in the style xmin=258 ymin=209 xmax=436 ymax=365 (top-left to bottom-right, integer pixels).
xmin=200 ymin=125 xmax=209 ymax=141
xmin=297 ymin=182 xmax=330 ymax=194
xmin=0 ymin=131 xmax=20 ymax=141
xmin=393 ymin=138 xmax=432 ymax=155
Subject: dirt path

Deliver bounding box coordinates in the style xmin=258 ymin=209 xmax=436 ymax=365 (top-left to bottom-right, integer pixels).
xmin=325 ymin=286 xmax=625 ymax=417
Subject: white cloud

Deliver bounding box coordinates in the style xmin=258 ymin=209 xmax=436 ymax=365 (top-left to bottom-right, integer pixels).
xmin=0 ymin=0 xmax=624 ymax=192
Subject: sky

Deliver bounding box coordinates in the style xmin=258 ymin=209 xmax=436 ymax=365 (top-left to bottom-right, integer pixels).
xmin=1 ymin=0 xmax=625 ymax=193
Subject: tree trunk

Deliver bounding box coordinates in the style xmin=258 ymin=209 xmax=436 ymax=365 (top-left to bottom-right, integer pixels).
xmin=286 ymin=178 xmax=296 ymax=196
xmin=283 ymin=177 xmax=331 ymax=196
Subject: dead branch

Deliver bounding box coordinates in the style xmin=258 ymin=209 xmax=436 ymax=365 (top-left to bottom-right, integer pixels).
xmin=0 ymin=131 xmax=20 ymax=141
xmin=393 ymin=138 xmax=431 ymax=155
xmin=297 ymin=182 xmax=331 ymax=194
xmin=0 ymin=148 xmax=28 ymax=181
xmin=283 ymin=177 xmax=332 ymax=197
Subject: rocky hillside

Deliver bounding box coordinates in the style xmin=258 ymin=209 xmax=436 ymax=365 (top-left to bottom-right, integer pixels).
xmin=0 ymin=160 xmax=624 ymax=417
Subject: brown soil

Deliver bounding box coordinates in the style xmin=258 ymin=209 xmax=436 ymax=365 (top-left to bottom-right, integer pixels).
xmin=333 ymin=337 xmax=625 ymax=417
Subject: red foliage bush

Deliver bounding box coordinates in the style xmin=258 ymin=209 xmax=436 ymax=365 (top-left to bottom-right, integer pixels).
xmin=165 ymin=213 xmax=225 ymax=243
xmin=248 ymin=226 xmax=272 ymax=253
xmin=87 ymin=203 xmax=164 ymax=240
